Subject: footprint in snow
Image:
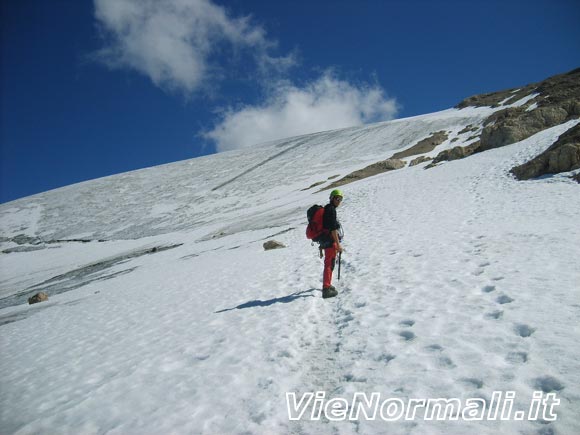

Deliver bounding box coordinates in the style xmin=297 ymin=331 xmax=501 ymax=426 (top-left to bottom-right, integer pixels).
xmin=485 ymin=310 xmax=503 ymax=320
xmin=514 ymin=323 xmax=536 ymax=338
xmin=399 ymin=331 xmax=416 ymax=341
xmin=437 ymin=356 xmax=456 ymax=369
xmin=459 ymin=378 xmax=484 ymax=389
xmin=537 ymin=427 xmax=557 ymax=435
xmin=425 ymin=344 xmax=443 ymax=352
xmin=506 ymin=351 xmax=528 ymax=364
xmin=336 ymin=311 xmax=355 ymax=331
xmin=482 ymin=285 xmax=496 ymax=293
xmin=471 ymin=261 xmax=491 ymax=276
xmin=496 ymin=294 xmax=514 ymax=305
xmin=399 ymin=319 xmax=415 ymax=327
xmin=375 ymin=353 xmax=396 ymax=364
xmin=533 ymin=376 xmax=565 ymax=393
xmin=277 ymin=350 xmax=292 ymax=358
xmin=343 ymin=373 xmax=368 ymax=383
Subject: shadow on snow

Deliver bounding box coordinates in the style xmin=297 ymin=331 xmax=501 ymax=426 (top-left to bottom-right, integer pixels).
xmin=215 ymin=288 xmax=316 ymax=313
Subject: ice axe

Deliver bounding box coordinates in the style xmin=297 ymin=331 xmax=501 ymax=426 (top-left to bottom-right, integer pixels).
xmin=337 ymin=251 xmax=342 ymax=280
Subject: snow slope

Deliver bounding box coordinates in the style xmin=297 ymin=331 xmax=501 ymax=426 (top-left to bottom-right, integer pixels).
xmin=0 ymin=106 xmax=579 ymax=434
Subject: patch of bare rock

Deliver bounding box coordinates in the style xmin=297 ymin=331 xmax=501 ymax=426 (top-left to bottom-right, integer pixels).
xmin=323 ymin=159 xmax=406 ymax=191
xmin=510 ymin=123 xmax=580 ymax=180
xmin=426 ymin=142 xmax=482 ymax=169
xmin=391 ymin=131 xmax=449 ymax=160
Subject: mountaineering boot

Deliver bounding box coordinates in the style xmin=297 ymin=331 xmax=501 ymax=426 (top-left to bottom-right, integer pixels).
xmin=322 ymin=286 xmax=338 ymax=299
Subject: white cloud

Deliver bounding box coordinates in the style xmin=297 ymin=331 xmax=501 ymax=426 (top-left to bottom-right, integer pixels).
xmin=92 ymin=1 xmax=398 ymax=152
xmin=93 ymin=0 xmax=292 ymax=94
xmin=203 ymin=73 xmax=399 ymax=152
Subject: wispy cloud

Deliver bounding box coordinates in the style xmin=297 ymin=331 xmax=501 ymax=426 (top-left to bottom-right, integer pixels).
xmin=92 ymin=0 xmax=293 ymax=94
xmin=93 ymin=0 xmax=397 ymax=151
xmin=203 ymin=73 xmax=399 ymax=152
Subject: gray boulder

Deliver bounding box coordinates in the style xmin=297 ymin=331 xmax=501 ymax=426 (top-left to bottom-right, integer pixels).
xmin=263 ymin=240 xmax=286 ymax=250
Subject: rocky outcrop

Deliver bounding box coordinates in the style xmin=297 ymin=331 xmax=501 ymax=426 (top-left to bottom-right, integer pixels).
xmin=436 ymin=142 xmax=482 ymax=163
xmin=425 ymin=142 xmax=482 ymax=168
xmin=409 ymin=156 xmax=433 ymax=166
xmin=456 ymin=85 xmax=537 ymax=109
xmin=391 ymin=131 xmax=449 ymax=159
xmin=456 ymin=68 xmax=580 ymax=111
xmin=12 ymin=234 xmax=43 ymax=245
xmin=510 ymin=124 xmax=580 ymax=180
xmin=301 ymin=175 xmax=340 ymax=191
xmin=479 ymin=106 xmax=570 ymax=152
xmin=324 ymin=159 xmax=405 ymax=190
xmin=458 ymin=124 xmax=479 ymax=135
xmin=450 ymin=68 xmax=580 ymax=178
xmin=476 ymin=69 xmax=580 ymax=153
xmin=301 ymin=181 xmax=325 ymax=191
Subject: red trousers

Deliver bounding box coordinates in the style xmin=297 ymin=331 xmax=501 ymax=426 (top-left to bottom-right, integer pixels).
xmin=323 ymin=245 xmax=337 ymax=288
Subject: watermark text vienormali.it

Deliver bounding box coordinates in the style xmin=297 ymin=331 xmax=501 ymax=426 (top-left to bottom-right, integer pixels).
xmin=286 ymin=391 xmax=560 ymax=422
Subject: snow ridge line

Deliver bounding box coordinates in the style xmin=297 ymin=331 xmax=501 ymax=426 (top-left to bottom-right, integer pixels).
xmin=211 ymin=138 xmax=311 ymax=191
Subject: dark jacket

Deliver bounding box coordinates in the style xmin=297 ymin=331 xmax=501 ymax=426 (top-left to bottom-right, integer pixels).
xmin=323 ymin=203 xmax=340 ymax=232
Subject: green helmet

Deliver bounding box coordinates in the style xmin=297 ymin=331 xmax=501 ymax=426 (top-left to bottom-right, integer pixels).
xmin=330 ymin=189 xmax=344 ymax=199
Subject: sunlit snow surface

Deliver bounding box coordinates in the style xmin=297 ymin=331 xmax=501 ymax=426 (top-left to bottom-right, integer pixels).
xmin=0 ymin=108 xmax=579 ymax=434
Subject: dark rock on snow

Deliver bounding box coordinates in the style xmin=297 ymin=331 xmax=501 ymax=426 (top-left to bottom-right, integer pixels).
xmin=391 ymin=131 xmax=449 ymax=160
xmin=263 ymin=240 xmax=286 ymax=250
xmin=425 ymin=142 xmax=482 ymax=168
xmin=324 ymin=159 xmax=405 ymax=191
xmin=409 ymin=156 xmax=433 ymax=167
xmin=28 ymin=292 xmax=49 ymax=305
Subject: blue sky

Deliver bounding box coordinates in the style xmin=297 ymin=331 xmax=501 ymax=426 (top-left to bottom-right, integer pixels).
xmin=1 ymin=0 xmax=579 ymax=203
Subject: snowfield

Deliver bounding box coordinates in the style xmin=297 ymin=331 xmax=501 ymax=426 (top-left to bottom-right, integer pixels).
xmin=0 ymin=107 xmax=579 ymax=434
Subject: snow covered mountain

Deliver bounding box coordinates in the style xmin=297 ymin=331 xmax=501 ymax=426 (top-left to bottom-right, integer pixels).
xmin=0 ymin=70 xmax=579 ymax=434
